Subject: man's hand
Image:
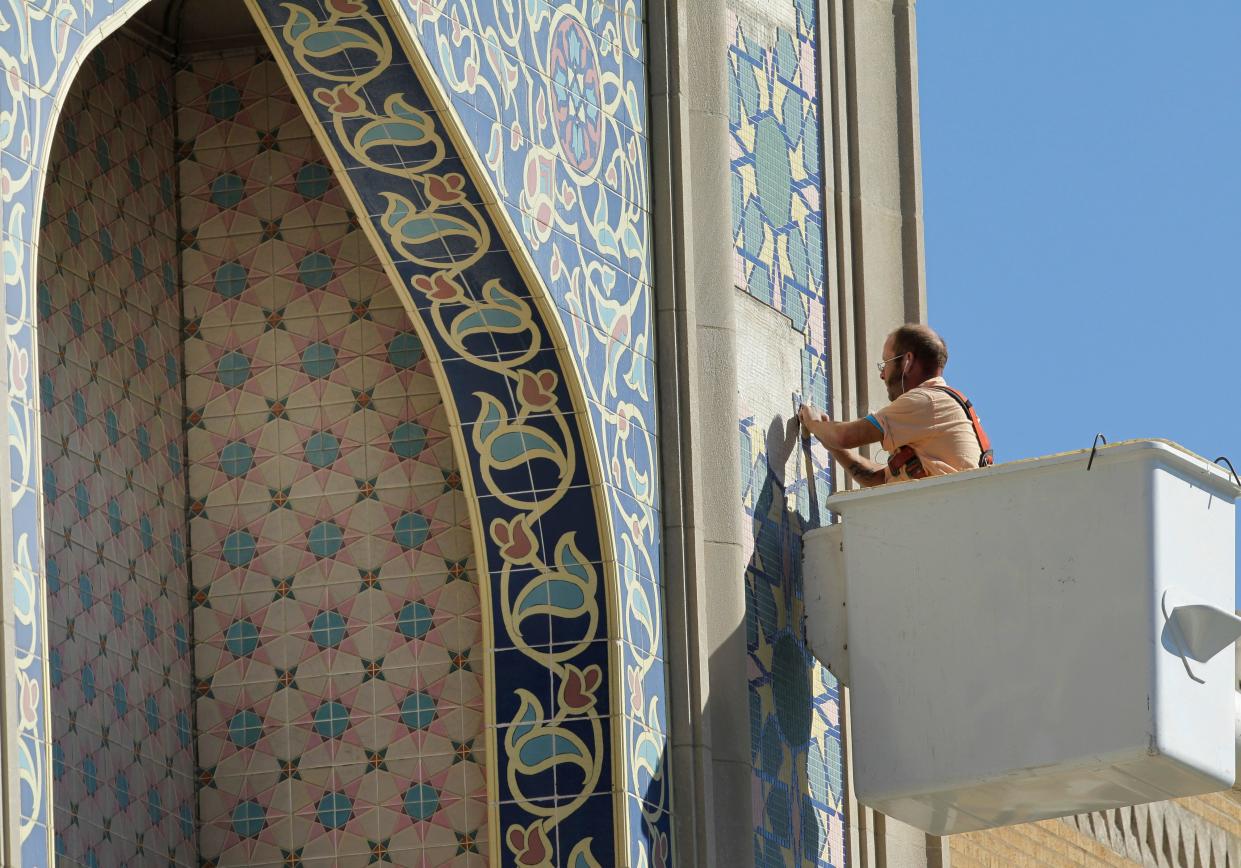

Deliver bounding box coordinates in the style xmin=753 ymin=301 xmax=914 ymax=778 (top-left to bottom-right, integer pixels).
xmin=798 ymin=404 xmax=883 ymax=450
xmin=798 ymin=403 xmax=830 ymax=443
xmin=797 ymin=403 xmax=890 ymax=487
xmin=798 ymin=403 xmax=826 ymax=428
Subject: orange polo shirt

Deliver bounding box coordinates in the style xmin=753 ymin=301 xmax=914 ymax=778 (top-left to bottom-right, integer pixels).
xmin=865 ymin=377 xmax=986 ymax=481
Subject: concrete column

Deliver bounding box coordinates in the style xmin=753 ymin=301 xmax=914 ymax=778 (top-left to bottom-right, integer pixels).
xmin=648 ymin=0 xmax=750 ymax=860
xmin=844 ymin=0 xmax=927 ymax=425
xmin=678 ymin=0 xmax=755 ymax=854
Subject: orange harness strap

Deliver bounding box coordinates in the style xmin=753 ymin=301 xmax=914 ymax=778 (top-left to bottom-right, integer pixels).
xmin=885 ymin=386 xmax=994 ymax=480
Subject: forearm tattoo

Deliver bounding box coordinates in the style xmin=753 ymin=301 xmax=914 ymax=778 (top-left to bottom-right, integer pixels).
xmin=848 ymin=460 xmax=885 ymax=484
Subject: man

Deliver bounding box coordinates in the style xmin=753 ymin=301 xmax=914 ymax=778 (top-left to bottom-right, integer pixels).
xmin=798 ymin=323 xmax=993 ymax=487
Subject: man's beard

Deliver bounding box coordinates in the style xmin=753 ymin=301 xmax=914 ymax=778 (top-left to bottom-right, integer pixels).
xmin=885 ymin=369 xmax=903 ymax=401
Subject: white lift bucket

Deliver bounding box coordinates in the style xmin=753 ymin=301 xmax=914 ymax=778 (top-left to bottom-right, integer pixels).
xmin=803 ymin=439 xmax=1241 ymax=835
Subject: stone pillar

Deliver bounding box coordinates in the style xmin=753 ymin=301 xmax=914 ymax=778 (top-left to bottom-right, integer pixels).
xmin=838 ymin=0 xmax=927 ymax=436
xmin=648 ymin=0 xmax=752 ymax=858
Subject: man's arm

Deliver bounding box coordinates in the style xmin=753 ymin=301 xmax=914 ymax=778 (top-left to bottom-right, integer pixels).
xmin=797 ymin=404 xmax=883 ymax=450
xmin=826 ymin=446 xmax=888 ymax=487
xmin=798 ymin=404 xmax=889 ymax=488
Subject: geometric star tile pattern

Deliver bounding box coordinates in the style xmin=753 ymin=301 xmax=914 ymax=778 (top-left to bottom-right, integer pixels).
xmin=728 ymin=0 xmax=830 ymax=415
xmin=178 ymin=47 xmax=485 ymax=867
xmin=38 ymin=32 xmax=197 ymax=868
xmin=729 ymin=0 xmax=846 ymax=864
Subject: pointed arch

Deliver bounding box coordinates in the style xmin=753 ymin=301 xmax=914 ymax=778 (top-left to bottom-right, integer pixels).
xmin=1 ymin=0 xmax=647 ymax=864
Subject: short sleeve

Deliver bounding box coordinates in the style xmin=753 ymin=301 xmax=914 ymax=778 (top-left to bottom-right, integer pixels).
xmin=870 ymin=390 xmax=935 ymax=453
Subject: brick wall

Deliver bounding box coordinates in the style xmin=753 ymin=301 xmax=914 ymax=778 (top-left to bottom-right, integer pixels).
xmin=950 ymin=794 xmax=1241 ymax=867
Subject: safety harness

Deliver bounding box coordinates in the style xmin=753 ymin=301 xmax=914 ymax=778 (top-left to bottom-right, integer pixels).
xmin=886 ymin=385 xmax=994 ymax=480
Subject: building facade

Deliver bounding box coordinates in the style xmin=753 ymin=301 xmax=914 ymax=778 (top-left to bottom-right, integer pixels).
xmin=0 ymin=0 xmax=1235 ymax=865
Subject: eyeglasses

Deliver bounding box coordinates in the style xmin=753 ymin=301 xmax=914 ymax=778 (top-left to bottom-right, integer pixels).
xmin=876 ymin=354 xmax=905 ymax=375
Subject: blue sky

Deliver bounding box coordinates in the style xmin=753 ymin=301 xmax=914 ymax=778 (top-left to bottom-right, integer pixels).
xmin=916 ymin=3 xmax=1241 ymax=597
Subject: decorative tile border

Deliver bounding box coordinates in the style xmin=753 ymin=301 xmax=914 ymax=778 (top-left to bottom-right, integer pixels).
xmin=376 ymin=0 xmax=668 ymax=861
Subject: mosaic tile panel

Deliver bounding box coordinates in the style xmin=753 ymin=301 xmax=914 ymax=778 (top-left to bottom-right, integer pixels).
xmin=248 ymin=1 xmax=627 ymax=863
xmin=729 ymin=0 xmax=846 ymax=865
xmin=178 ymin=47 xmax=487 ymax=867
xmin=37 ymin=31 xmax=197 ymax=868
xmin=729 ymin=0 xmax=830 ymax=417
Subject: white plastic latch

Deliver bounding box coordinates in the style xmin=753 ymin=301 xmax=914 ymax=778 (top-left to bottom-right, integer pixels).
xmin=1163 ymin=588 xmax=1241 ymax=666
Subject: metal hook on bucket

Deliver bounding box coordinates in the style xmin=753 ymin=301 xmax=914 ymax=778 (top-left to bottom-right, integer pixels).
xmin=1213 ymin=456 xmax=1240 ymax=487
xmin=1086 ymin=433 xmax=1108 ymax=471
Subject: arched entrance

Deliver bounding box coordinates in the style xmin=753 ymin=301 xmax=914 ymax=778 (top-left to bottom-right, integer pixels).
xmin=39 ymin=8 xmax=486 ymax=865
xmin=4 ymin=0 xmax=632 ymax=864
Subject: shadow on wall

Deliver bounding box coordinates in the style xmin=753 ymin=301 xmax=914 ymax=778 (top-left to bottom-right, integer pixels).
xmin=637 ymin=755 xmax=670 ymax=866
xmin=741 ymin=411 xmax=847 ymax=867
xmin=38 ymin=31 xmax=198 ymax=867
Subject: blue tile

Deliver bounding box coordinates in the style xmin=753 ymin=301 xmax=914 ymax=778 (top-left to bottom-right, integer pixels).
xmin=459 ymin=352 xmax=576 ymax=417
xmin=496 ymin=798 xmax=558 ymax=856
xmin=605 ymin=484 xmax=659 ymax=565
xmin=354 ymin=60 xmax=438 ymax=115
xmin=580 ymin=0 xmax=624 ymax=63
xmin=342 ymin=166 xmax=436 ymax=221
xmin=11 ymin=481 xmax=41 ymax=548
xmin=622 ymin=570 xmax=666 ymax=663
xmin=475 ymin=497 xmax=611 ymax=593
xmin=552 ymin=191 xmax=645 ymax=296
xmin=616 ymin=497 xmax=660 ymax=570
xmin=0 ymin=13 xmax=24 ymax=57
xmin=283 ymin=76 xmax=348 ymax=132
xmin=438 ymin=354 xmax=522 ymax=418
xmin=487 ymin=564 xmax=556 ymax=652
xmin=488 ymin=564 xmax=605 ymax=654
xmin=8 ymin=423 xmax=39 ymax=492
xmin=552 ymin=240 xmax=653 ymax=358
xmin=18 ymin=731 xmax=50 ymax=820
xmin=584 ymin=394 xmax=658 ymax=490
xmin=548 ymin=789 xmax=620 ymax=866
xmin=462 ymin=415 xmax=595 ymax=496
xmin=490 ymin=645 xmax=556 ymax=727
xmin=388 ymin=257 xmax=453 ymax=317
xmin=584 ymin=393 xmax=659 ymax=466
xmin=454 ymin=251 xmax=544 ymax=327
xmin=252 ymin=0 xmax=328 ymax=23
xmin=19 ymin=819 xmax=52 ymax=868
xmin=628 ymin=792 xmax=671 ymax=866
xmin=2 ymin=143 xmax=42 ymax=223
xmin=527 ymin=484 xmax=607 ymax=562
xmin=4 ymin=237 xmax=36 ymax=325
xmin=632 ymin=661 xmax=669 ymax=737
xmin=298 ymin=42 xmax=389 ymax=78
xmin=448 ymin=101 xmax=497 ymax=155
xmin=12 ymin=598 xmax=43 ymax=663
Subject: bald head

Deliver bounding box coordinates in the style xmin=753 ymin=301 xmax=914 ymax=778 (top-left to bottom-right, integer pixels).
xmin=890 ymin=323 xmax=948 ymax=375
